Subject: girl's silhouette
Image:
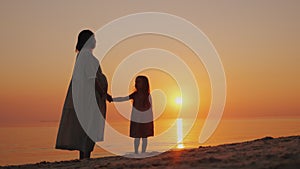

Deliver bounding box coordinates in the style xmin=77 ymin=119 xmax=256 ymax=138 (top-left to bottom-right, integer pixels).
xmin=110 ymin=76 xmax=154 ymax=154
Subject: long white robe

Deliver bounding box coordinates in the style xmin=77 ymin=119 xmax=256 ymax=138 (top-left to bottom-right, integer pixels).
xmin=56 ymin=49 xmax=107 ymax=152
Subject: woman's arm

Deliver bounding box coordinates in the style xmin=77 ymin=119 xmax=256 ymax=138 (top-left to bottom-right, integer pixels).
xmin=95 ymin=67 xmax=108 ymax=98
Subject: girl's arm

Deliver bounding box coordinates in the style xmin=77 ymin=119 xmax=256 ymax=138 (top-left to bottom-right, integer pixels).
xmin=112 ymin=96 xmax=130 ymax=102
xmin=112 ymin=92 xmax=135 ymax=102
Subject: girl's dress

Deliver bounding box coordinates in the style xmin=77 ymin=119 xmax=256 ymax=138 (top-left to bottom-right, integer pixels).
xmin=55 ymin=49 xmax=108 ymax=153
xmin=130 ymin=107 xmax=154 ymax=138
xmin=114 ymin=92 xmax=154 ymax=138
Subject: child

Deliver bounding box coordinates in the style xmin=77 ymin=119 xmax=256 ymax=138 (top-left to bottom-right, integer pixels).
xmin=110 ymin=75 xmax=154 ymax=154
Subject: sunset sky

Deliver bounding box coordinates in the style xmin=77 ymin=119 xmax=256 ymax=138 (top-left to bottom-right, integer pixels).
xmin=0 ymin=0 xmax=299 ymax=125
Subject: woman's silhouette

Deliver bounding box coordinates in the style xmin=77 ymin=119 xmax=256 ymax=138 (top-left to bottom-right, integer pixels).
xmin=55 ymin=30 xmax=112 ymax=159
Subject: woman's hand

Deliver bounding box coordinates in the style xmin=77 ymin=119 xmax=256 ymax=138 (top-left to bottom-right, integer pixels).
xmin=106 ymin=93 xmax=113 ymax=103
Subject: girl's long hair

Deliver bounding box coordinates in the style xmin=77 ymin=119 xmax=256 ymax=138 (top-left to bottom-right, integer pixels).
xmin=135 ymin=76 xmax=151 ymax=108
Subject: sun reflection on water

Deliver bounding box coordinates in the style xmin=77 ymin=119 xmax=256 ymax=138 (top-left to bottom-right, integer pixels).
xmin=176 ymin=118 xmax=185 ymax=149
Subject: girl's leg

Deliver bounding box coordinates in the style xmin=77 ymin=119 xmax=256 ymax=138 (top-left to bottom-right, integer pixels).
xmin=134 ymin=138 xmax=140 ymax=154
xmin=142 ymin=137 xmax=148 ymax=153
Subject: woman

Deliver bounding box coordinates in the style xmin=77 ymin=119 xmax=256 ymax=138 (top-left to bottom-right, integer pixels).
xmin=55 ymin=30 xmax=112 ymax=159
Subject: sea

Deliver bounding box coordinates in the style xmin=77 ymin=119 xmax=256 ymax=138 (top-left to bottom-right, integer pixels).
xmin=0 ymin=118 xmax=299 ymax=166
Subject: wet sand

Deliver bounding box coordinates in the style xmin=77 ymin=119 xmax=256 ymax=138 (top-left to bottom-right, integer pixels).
xmin=1 ymin=135 xmax=299 ymax=169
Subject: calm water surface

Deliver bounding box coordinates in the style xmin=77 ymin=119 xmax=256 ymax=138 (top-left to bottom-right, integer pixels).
xmin=0 ymin=118 xmax=299 ymax=166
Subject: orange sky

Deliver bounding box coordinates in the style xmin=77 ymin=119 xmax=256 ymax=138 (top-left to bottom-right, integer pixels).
xmin=0 ymin=1 xmax=299 ymax=124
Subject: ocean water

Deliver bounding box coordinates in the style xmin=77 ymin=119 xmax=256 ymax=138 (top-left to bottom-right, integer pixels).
xmin=0 ymin=118 xmax=299 ymax=166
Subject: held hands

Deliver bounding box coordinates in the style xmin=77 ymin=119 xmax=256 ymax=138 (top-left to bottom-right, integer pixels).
xmin=106 ymin=93 xmax=113 ymax=103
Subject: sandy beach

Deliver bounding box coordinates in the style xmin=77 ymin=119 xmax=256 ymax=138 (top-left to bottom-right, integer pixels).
xmin=1 ymin=135 xmax=299 ymax=169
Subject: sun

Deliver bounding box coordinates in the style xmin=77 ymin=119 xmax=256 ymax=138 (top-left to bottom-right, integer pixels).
xmin=175 ymin=97 xmax=182 ymax=105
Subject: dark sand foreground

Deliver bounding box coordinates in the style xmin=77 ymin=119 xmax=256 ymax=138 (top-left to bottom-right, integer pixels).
xmin=1 ymin=136 xmax=299 ymax=169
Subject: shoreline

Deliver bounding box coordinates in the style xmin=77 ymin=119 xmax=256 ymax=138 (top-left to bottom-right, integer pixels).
xmin=1 ymin=135 xmax=299 ymax=169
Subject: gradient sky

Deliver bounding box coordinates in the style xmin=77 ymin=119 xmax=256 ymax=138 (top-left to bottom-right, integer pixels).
xmin=0 ymin=0 xmax=299 ymax=124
